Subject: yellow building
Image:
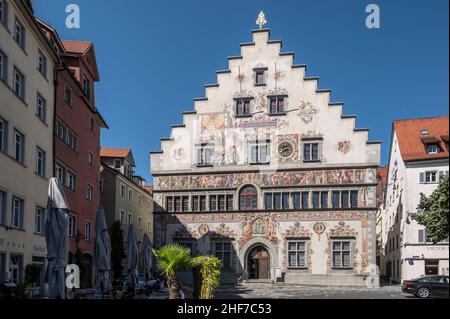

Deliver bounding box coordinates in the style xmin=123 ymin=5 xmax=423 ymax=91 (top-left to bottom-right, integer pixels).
xmin=100 ymin=148 xmax=153 ymax=257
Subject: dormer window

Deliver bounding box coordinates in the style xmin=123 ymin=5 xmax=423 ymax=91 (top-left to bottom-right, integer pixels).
xmin=235 ymin=98 xmax=251 ymax=117
xmin=427 ymin=144 xmax=439 ymax=154
xmin=114 ymin=159 xmax=121 ymax=169
xmin=82 ymin=74 xmax=91 ymax=103
xmin=196 ymin=144 xmax=213 ymax=166
xmin=269 ymin=96 xmax=286 ymax=115
xmin=420 ymin=130 xmax=429 ymax=135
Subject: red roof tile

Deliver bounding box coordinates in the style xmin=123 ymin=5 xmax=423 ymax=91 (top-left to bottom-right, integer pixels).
xmin=143 ymin=186 xmax=153 ymax=194
xmin=100 ymin=148 xmax=131 ymax=158
xmin=62 ymin=40 xmax=92 ymax=54
xmin=394 ymin=116 xmax=449 ymax=162
xmin=377 ymin=166 xmax=388 ymax=185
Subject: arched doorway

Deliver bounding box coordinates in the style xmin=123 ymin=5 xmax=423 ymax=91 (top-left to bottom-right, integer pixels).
xmin=247 ymin=245 xmax=270 ymax=279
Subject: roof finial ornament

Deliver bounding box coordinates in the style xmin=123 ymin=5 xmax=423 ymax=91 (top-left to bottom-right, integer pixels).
xmin=256 ymin=11 xmax=267 ymax=29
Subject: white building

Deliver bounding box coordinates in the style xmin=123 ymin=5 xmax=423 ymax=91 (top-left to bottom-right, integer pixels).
xmin=382 ymin=116 xmax=449 ymax=282
xmin=0 ymin=0 xmax=59 ymax=285
xmin=151 ymin=14 xmax=381 ymax=287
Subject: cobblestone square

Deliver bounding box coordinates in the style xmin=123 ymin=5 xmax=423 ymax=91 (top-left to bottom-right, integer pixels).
xmin=214 ymin=283 xmax=408 ymax=299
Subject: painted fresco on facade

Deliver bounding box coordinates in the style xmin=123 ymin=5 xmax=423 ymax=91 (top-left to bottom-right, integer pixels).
xmin=298 ymin=101 xmax=318 ymax=123
xmin=338 ymin=140 xmax=352 ymax=154
xmin=282 ymin=222 xmax=311 ymax=238
xmin=150 ymin=26 xmax=381 ymax=286
xmin=238 ymin=214 xmax=279 ymax=248
xmin=200 ymin=113 xmax=227 ymax=132
xmin=154 ymin=168 xmax=375 ymax=190
xmin=165 ymin=211 xmax=370 ymax=224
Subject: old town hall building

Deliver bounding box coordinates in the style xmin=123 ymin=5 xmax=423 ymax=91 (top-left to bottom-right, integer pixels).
xmin=150 ymin=16 xmax=381 ymax=287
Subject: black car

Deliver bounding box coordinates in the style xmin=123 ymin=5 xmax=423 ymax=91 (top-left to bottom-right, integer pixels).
xmin=402 ymin=275 xmax=449 ymax=298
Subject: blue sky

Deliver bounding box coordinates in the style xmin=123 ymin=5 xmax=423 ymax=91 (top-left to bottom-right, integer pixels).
xmin=33 ymin=0 xmax=449 ymax=183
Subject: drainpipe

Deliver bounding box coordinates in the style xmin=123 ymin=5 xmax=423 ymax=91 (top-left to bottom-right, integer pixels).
xmin=53 ymin=62 xmax=65 ymax=177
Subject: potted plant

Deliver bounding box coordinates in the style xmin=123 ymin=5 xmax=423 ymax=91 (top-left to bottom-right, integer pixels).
xmin=192 ymin=256 xmax=221 ymax=299
xmin=152 ymin=244 xmax=192 ymax=299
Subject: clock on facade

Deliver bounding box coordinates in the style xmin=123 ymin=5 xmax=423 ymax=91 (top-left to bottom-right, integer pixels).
xmin=278 ymin=141 xmax=294 ymax=158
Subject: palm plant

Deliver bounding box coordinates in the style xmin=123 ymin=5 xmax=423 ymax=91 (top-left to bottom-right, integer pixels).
xmin=192 ymin=256 xmax=221 ymax=299
xmin=152 ymin=243 xmax=192 ymax=299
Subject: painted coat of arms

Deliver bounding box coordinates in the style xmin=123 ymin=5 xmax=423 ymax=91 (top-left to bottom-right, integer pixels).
xmin=338 ymin=140 xmax=352 ymax=154
xmin=298 ymin=101 xmax=317 ymax=123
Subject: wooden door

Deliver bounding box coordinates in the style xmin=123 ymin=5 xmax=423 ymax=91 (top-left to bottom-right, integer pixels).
xmin=258 ymin=257 xmax=269 ymax=279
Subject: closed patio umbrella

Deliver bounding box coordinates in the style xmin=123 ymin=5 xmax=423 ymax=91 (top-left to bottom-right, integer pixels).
xmin=38 ymin=260 xmax=47 ymax=298
xmin=126 ymin=223 xmax=139 ymax=294
xmin=94 ymin=207 xmax=112 ymax=296
xmin=44 ymin=177 xmax=70 ymax=299
xmin=141 ymin=233 xmax=152 ymax=285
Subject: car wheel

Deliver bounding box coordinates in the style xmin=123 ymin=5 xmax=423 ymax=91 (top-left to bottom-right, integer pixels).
xmin=416 ymin=287 xmax=430 ymax=298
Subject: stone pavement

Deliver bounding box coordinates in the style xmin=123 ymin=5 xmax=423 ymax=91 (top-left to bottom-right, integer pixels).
xmin=128 ymin=283 xmax=410 ymax=300
xmin=214 ymin=283 xmax=408 ymax=299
